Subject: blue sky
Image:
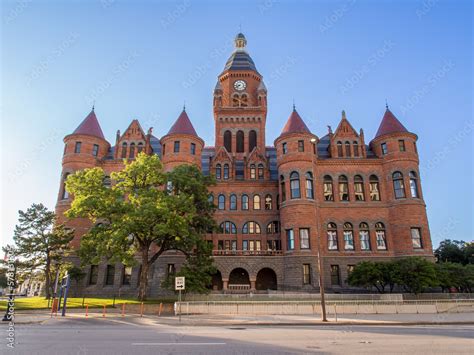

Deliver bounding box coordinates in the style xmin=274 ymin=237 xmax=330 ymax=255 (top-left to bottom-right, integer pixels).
xmin=1 ymin=0 xmax=472 ymax=249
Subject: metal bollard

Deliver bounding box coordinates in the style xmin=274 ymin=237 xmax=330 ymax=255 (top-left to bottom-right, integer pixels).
xmin=121 ymin=303 xmax=125 ymax=317
xmin=103 ymin=304 xmax=106 ymax=317
xmin=140 ymin=302 xmax=144 ymax=317
xmin=85 ymin=304 xmax=89 ymax=317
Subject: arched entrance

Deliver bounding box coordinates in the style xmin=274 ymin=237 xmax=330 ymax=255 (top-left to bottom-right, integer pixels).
xmin=210 ymin=271 xmax=223 ymax=291
xmin=228 ymin=268 xmax=250 ymax=286
xmin=256 ymin=268 xmax=277 ymax=290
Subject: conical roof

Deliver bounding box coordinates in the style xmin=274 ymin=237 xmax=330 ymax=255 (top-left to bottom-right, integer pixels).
xmin=167 ymin=109 xmax=198 ymax=137
xmin=375 ymin=108 xmax=408 ymax=138
xmin=281 ymin=108 xmax=311 ymax=135
xmin=72 ymin=109 xmax=105 ymax=139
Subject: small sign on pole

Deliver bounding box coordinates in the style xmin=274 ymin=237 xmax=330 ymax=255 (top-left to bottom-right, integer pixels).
xmin=175 ymin=276 xmax=185 ymax=291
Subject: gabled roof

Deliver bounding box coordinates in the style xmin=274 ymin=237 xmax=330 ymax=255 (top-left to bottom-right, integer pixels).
xmin=72 ymin=109 xmax=105 ymax=139
xmin=167 ymin=110 xmax=199 ymax=137
xmin=333 ymin=110 xmax=359 ymax=138
xmin=280 ymin=108 xmax=311 ymax=135
xmin=375 ymin=108 xmax=408 ymax=138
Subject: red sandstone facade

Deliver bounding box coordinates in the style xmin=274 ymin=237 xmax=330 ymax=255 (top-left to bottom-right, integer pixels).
xmin=56 ymin=33 xmax=433 ymax=295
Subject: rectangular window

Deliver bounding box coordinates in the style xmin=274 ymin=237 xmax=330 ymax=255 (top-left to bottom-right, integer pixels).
xmin=286 ymin=229 xmax=295 ymax=250
xmin=256 ymin=240 xmax=261 ymax=251
xmin=330 ymin=265 xmax=341 ymax=286
xmin=298 ymin=140 xmax=304 ymax=152
xmin=231 ymin=240 xmax=237 ymax=251
xmin=327 ymin=231 xmax=338 ymax=250
xmin=359 ymin=231 xmax=370 ymax=250
xmin=218 ymin=240 xmax=224 ymax=250
xmin=89 ymin=265 xmax=98 ymax=285
xmin=105 ymin=265 xmax=115 ymax=285
xmin=224 ymin=240 xmax=230 ymax=250
xmin=243 ymin=240 xmax=248 ymax=251
xmin=347 ymin=265 xmax=355 ymax=275
xmin=74 ymin=141 xmax=82 ymax=154
xmin=235 ymin=160 xmax=245 ymax=180
xmin=369 ymin=182 xmax=380 ymax=201
xmin=249 ymin=240 xmax=255 ymax=251
xmin=411 ymin=228 xmax=423 ymax=249
xmin=303 ymin=264 xmax=311 ymax=285
xmin=92 ymin=144 xmax=99 ymax=157
xmin=381 ymin=143 xmax=388 ymax=155
xmin=282 ymin=142 xmax=287 ymax=154
xmin=122 ymin=266 xmax=132 ymax=285
xmin=299 ymin=228 xmax=310 ymax=249
xmin=190 ymin=143 xmax=196 ymax=155
xmin=339 ymin=182 xmax=349 ymax=201
xmin=167 ymin=264 xmax=176 ymax=277
xmin=324 ymin=182 xmax=334 ymax=201
xmin=173 ymin=141 xmax=180 ymax=153
xmin=376 ymin=231 xmax=387 ymax=250
xmin=343 ymin=231 xmax=354 ymax=250
xmin=354 ymin=182 xmax=365 ymax=201
xmin=398 ymin=140 xmax=406 ymax=152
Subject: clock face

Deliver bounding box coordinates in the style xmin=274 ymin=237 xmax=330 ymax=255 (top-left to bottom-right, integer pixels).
xmin=234 ymin=80 xmax=247 ymax=91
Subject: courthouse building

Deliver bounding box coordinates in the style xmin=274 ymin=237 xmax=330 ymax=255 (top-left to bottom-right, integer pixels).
xmin=56 ymin=33 xmax=433 ymax=296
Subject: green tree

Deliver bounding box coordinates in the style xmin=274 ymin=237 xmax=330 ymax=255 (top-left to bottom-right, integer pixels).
xmin=435 ymin=239 xmax=466 ymax=264
xmin=12 ymin=203 xmax=74 ymax=299
xmin=66 ymin=153 xmax=216 ymax=300
xmin=347 ymin=261 xmax=385 ymax=293
xmin=463 ymin=242 xmax=474 ymax=264
xmin=395 ymin=257 xmax=438 ymax=294
xmin=435 ymin=262 xmax=466 ymax=292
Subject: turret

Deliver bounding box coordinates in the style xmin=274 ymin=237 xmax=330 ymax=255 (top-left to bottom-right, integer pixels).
xmin=274 ymin=107 xmax=318 ymax=254
xmin=160 ymin=108 xmax=204 ymax=171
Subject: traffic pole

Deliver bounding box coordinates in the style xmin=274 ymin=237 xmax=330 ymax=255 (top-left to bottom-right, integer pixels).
xmin=140 ymin=302 xmax=144 ymax=317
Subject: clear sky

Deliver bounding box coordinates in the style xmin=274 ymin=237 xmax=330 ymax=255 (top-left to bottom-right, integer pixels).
xmin=1 ymin=0 xmax=472 ymax=249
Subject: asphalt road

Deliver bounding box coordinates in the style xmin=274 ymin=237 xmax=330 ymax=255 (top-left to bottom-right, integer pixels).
xmin=3 ymin=317 xmax=473 ymax=355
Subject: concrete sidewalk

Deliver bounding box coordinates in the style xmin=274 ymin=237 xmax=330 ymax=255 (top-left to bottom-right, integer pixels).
xmin=4 ymin=310 xmax=474 ymax=326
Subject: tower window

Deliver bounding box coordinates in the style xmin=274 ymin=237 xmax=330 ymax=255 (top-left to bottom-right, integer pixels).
xmin=173 ymin=141 xmax=180 ymax=153
xmin=286 ymin=229 xmax=295 ymax=250
xmin=121 ymin=142 xmax=127 ymax=158
xmin=323 ymin=175 xmax=334 ymax=201
xmin=299 ymin=228 xmax=310 ymax=249
xmin=282 ymin=142 xmax=287 ymax=154
xmin=338 ymin=175 xmax=349 ymax=201
xmin=305 ymin=172 xmax=314 ymax=199
xmin=398 ymin=140 xmax=406 ymax=152
xmin=290 ymin=172 xmax=301 ymax=199
xmin=337 ymin=141 xmax=343 ymax=157
xmin=369 ymin=175 xmax=380 ymax=201
xmin=236 ymin=130 xmax=244 ymax=153
xmin=354 ymin=175 xmax=365 ymax=201
xmin=409 ymin=171 xmax=419 ymax=198
xmin=392 ymin=171 xmax=405 ymax=199
xmin=74 ymin=142 xmax=82 ymax=154
xmin=61 ymin=173 xmax=70 ymax=200
xmin=215 ymin=164 xmax=222 ymax=180
xmin=92 ymin=144 xmax=99 ymax=157
xmin=224 ymin=130 xmax=232 ymax=152
xmin=191 ymin=143 xmax=196 ymax=155
xmin=249 ymin=130 xmax=257 ymax=152
xmin=411 ymin=227 xmax=422 ymax=249
xmin=381 ymin=143 xmax=388 ymax=155
xmin=223 ymin=164 xmax=229 ymax=180
xmin=280 ymin=175 xmax=286 ymax=202
xmin=298 ymin=140 xmax=304 ymax=152
xmin=250 ymin=164 xmax=256 ymax=179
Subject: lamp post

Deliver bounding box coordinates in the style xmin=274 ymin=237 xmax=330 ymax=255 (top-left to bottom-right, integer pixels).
xmin=310 ymin=137 xmax=327 ymax=322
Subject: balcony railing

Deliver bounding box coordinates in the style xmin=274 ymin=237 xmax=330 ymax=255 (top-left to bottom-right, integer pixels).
xmin=213 ymin=250 xmax=283 ymax=256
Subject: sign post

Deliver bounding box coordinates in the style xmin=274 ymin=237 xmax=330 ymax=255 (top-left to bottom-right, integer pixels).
xmin=175 ymin=277 xmax=185 ymax=322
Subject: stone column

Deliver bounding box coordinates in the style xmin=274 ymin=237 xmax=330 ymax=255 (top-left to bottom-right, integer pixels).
xmin=250 ymin=279 xmax=256 ymax=291
xmin=222 ymin=279 xmax=229 ymax=290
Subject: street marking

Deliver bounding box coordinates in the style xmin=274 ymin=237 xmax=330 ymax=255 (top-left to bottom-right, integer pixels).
xmin=132 ymin=342 xmax=227 ymax=346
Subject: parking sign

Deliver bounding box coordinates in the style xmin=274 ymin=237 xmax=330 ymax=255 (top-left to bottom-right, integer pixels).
xmin=175 ymin=276 xmax=185 ymax=290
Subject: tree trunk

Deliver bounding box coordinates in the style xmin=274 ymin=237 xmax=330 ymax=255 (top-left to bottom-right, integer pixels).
xmin=138 ymin=247 xmax=150 ymax=301
xmin=45 ymin=256 xmax=51 ymax=299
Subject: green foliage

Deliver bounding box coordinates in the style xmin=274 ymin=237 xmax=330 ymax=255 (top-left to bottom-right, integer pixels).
xmin=395 ymin=257 xmax=438 ymax=294
xmin=435 ymin=239 xmax=472 ymax=265
xmin=65 ymin=153 xmax=216 ymax=300
xmin=12 ymin=203 xmax=74 ymax=298
xmin=436 ymin=262 xmax=474 ymax=293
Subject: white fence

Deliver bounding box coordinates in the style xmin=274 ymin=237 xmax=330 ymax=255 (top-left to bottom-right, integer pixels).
xmin=175 ymin=299 xmax=474 ymax=315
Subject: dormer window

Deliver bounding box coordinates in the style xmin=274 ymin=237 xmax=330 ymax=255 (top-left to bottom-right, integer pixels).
xmin=121 ymin=143 xmax=127 ymax=158
xmin=337 ymin=142 xmax=343 ymax=157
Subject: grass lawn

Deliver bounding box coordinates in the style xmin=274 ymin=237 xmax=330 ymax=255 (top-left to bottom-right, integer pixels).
xmin=0 ymin=296 xmax=175 ymax=311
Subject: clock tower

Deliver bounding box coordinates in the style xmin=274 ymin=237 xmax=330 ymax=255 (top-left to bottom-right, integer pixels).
xmin=213 ymin=33 xmax=267 ymax=159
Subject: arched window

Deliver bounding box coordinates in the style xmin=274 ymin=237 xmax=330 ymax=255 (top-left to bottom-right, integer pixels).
xmin=280 ymin=175 xmax=286 ymax=202
xmin=258 ymin=164 xmax=264 ymax=180
xmin=242 ymin=221 xmax=261 ymax=234
xmin=337 ymin=141 xmax=343 ymax=157
xmin=353 ymin=141 xmax=359 ymax=157
xmin=343 ymin=222 xmax=354 ymax=250
xmin=338 ymin=175 xmax=349 ymax=201
xmin=121 ymin=142 xmax=127 ymax=158
xmin=215 ymin=164 xmax=222 ymax=180
xmin=61 ymin=173 xmax=70 ymax=200
xmin=241 ymin=94 xmax=248 ymax=107
xmin=223 ymin=164 xmax=230 ymax=180
xmin=305 ymin=172 xmax=314 ymax=199
xmin=345 ymin=141 xmax=351 ymax=157
xmin=266 ymin=221 xmax=280 ymax=234
xmin=359 ymin=222 xmax=370 ymax=250
xmin=241 ymin=194 xmax=249 ymax=210
xmin=232 ymin=94 xmax=239 ymax=107
xmin=354 ymin=175 xmax=365 ymax=201
xmin=137 ymin=142 xmax=144 ymax=154
xmin=265 ymin=194 xmax=273 ymax=210
xmin=375 ymin=222 xmax=387 ymax=250
xmin=224 ymin=130 xmax=232 ymax=152
xmin=290 ymin=172 xmax=301 ymax=199
xmin=249 ymin=130 xmax=257 ymax=152
xmin=409 ymin=171 xmax=419 ymax=198
xmin=219 ymin=221 xmax=237 ymax=234
xmin=392 ymin=172 xmax=405 ymax=199
xmin=236 ymin=130 xmax=244 ymax=153
xmin=323 ymin=175 xmax=334 ymax=201
xmin=253 ymin=195 xmax=261 ymax=210
xmin=129 ymin=143 xmax=136 ymax=159
xmin=369 ymin=175 xmax=380 ymax=201
xmin=327 ymin=223 xmax=338 ymax=250
xmin=230 ymin=194 xmax=237 ymax=210
xmin=218 ymin=194 xmax=225 ymax=210
xmin=250 ymin=164 xmax=256 ymax=179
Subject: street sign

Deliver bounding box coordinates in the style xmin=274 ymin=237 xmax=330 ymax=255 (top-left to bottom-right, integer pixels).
xmin=175 ymin=276 xmax=185 ymax=291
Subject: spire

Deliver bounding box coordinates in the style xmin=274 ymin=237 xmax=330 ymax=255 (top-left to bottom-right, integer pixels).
xmin=342 ymin=110 xmax=346 ymax=120
xmin=280 ymin=108 xmax=311 ymax=135
xmin=167 ymin=109 xmax=199 ymax=137
xmin=374 ymin=108 xmax=408 ymax=138
xmin=221 ymin=33 xmax=259 ymax=74
xmin=235 ymin=32 xmax=247 ymax=49
xmin=72 ymin=109 xmax=105 ymax=139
